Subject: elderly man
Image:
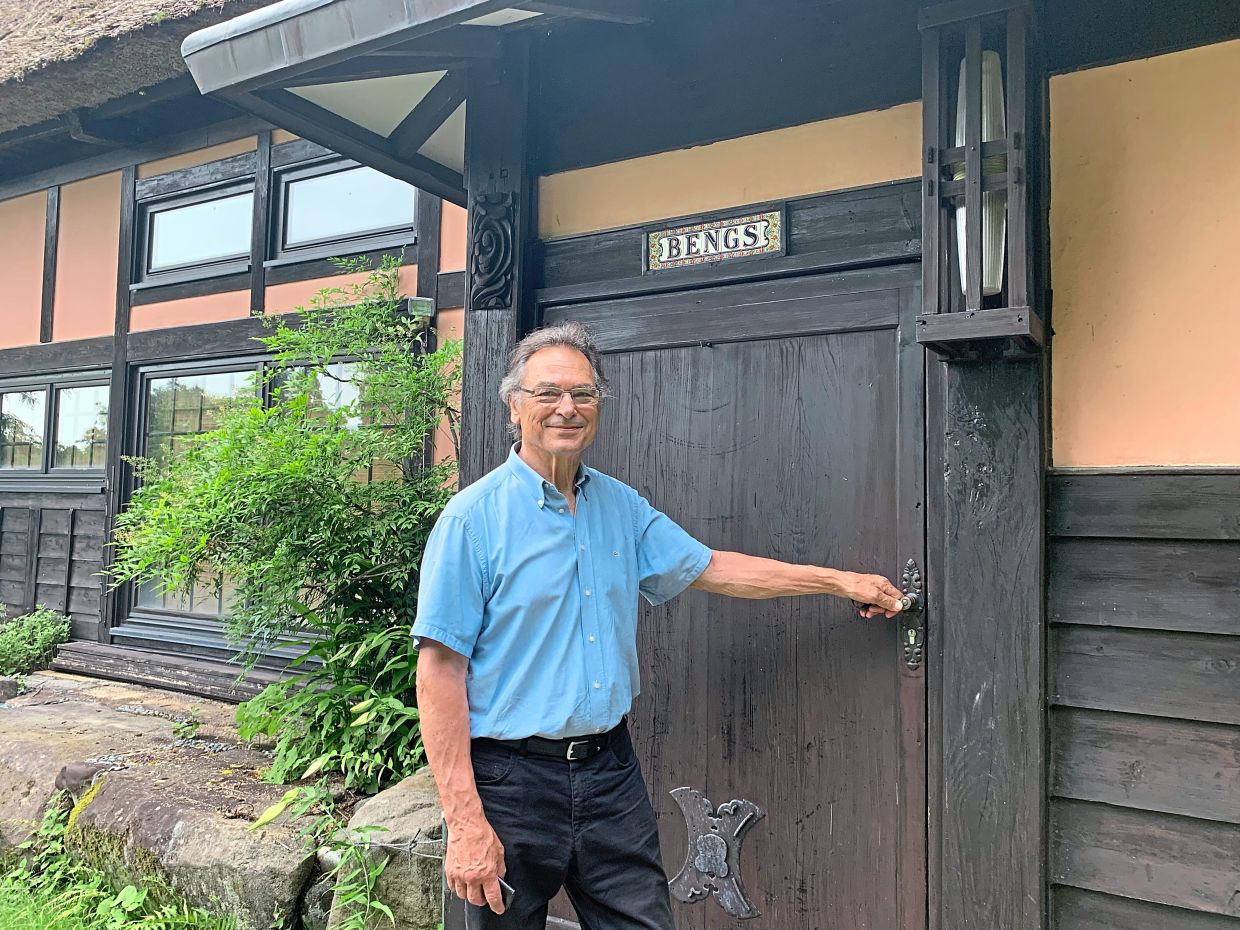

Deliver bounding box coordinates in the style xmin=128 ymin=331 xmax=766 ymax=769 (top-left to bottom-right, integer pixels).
xmin=414 ymin=322 xmax=903 ymax=930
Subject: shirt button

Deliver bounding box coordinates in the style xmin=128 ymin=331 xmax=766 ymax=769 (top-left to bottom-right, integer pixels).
xmin=593 ymin=681 xmax=601 ymax=689
xmin=538 ymin=500 xmax=544 ymax=508
xmin=558 ymin=507 xmax=565 ymax=514
xmin=588 ymin=635 xmax=596 ymax=643
xmin=580 ymin=544 xmax=586 ymax=551
xmin=612 ymin=551 xmax=620 ymax=557
xmin=584 ymin=588 xmax=592 ymax=597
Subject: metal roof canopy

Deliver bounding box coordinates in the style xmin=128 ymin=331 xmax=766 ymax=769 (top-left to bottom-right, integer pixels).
xmin=182 ymin=0 xmax=649 ymax=205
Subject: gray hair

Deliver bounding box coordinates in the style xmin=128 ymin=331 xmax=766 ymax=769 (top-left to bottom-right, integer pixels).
xmin=499 ymin=322 xmax=608 ymax=439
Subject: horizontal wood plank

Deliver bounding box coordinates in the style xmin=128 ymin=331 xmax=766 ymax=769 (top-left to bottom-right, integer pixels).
xmin=1051 ymin=472 xmax=1240 ymax=541
xmin=1051 ymin=707 xmax=1240 ymax=825
xmin=1052 ymin=799 xmax=1240 ymax=916
xmin=1054 ymin=886 xmax=1240 ymax=930
xmin=1050 ymin=538 xmax=1240 ymax=635
xmin=50 ymin=641 xmax=282 ymax=704
xmin=545 ymin=266 xmax=914 ymax=353
xmin=1052 ymin=626 xmax=1240 ymax=725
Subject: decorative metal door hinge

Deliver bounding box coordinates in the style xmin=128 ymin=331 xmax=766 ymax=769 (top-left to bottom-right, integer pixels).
xmin=668 ymin=787 xmax=765 ymax=920
xmin=901 ymin=558 xmax=925 ymax=670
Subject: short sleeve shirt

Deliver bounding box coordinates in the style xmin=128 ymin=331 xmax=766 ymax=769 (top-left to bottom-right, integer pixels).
xmin=412 ymin=446 xmax=712 ymax=740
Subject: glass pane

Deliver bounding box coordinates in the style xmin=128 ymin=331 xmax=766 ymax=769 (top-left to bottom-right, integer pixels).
xmin=138 ymin=370 xmax=252 ymax=620
xmin=54 ymin=385 xmax=109 ymax=468
xmin=149 ymin=192 xmax=252 ymax=272
xmin=144 ymin=371 xmax=250 ymax=467
xmin=284 ymin=166 xmax=415 ymax=248
xmin=0 ymin=390 xmax=46 ymax=469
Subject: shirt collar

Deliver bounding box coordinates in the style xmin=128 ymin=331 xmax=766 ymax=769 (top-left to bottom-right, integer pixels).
xmin=505 ymin=444 xmax=591 ymax=505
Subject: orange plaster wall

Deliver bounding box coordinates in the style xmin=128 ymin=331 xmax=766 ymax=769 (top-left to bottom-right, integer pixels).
xmin=440 ymin=202 xmax=467 ymax=272
xmin=432 ymin=306 xmax=464 ymax=475
xmin=128 ymin=291 xmax=251 ymax=332
xmin=1050 ymin=39 xmax=1240 ymax=467
xmin=264 ymin=265 xmax=419 ymax=316
xmin=53 ymin=172 xmax=120 ymax=341
xmin=137 ymin=137 xmax=257 ymax=179
xmin=537 ymin=102 xmax=922 ymax=239
xmin=272 ymin=130 xmax=300 ymax=145
xmin=0 ymin=192 xmax=46 ymax=349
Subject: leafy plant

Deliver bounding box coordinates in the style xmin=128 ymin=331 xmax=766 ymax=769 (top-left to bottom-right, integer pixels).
xmin=253 ymin=782 xmax=397 ymax=930
xmin=1 ymin=795 xmax=234 ymax=930
xmin=0 ymin=605 xmax=71 ymax=676
xmin=171 ymin=708 xmax=201 ymax=741
xmin=108 ymin=255 xmax=460 ymax=793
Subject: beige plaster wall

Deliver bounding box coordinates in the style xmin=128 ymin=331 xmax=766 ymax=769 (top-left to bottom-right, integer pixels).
xmin=0 ymin=192 xmax=46 ymax=349
xmin=537 ymin=102 xmax=922 ymax=239
xmin=440 ymin=202 xmax=468 ymax=272
xmin=1051 ymin=39 xmax=1240 ymax=467
xmin=432 ymin=306 xmax=464 ymax=474
xmin=54 ymin=172 xmax=121 ymax=342
xmin=137 ymin=137 xmax=257 ymax=179
xmin=265 ymin=265 xmax=419 ymax=316
xmin=128 ymin=291 xmax=251 ymax=332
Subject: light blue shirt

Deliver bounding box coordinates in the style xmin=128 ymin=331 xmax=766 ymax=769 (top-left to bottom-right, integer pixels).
xmin=413 ymin=446 xmax=713 ymax=740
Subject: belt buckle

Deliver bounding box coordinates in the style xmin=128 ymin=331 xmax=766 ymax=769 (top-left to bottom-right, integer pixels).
xmin=565 ymin=739 xmax=591 ymax=761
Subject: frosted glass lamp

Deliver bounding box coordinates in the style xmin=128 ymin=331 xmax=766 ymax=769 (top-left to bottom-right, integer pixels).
xmin=954 ymin=50 xmax=1007 ymax=297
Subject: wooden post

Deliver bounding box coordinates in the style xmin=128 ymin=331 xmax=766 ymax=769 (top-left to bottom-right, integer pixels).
xmin=459 ymin=39 xmax=532 ymax=487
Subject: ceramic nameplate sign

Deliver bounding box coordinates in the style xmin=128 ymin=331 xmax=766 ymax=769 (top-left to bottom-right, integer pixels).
xmin=645 ymin=209 xmax=784 ymax=272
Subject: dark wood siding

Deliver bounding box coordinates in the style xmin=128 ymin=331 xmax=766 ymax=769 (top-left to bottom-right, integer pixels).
xmin=0 ymin=490 xmax=108 ymax=642
xmin=1049 ymin=471 xmax=1240 ymax=929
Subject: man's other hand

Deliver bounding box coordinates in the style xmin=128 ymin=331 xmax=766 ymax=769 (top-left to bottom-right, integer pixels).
xmin=841 ymin=572 xmax=904 ymax=619
xmin=447 ymin=820 xmax=508 ymax=914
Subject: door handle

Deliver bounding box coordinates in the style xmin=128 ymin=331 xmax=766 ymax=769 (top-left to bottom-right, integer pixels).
xmin=901 ymin=559 xmax=925 ymax=670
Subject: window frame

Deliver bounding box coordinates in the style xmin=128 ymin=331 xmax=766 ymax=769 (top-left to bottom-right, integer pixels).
xmin=127 ymin=356 xmax=266 ymax=624
xmin=0 ymin=370 xmax=110 ymax=482
xmin=133 ymin=178 xmax=256 ymax=289
xmin=267 ymin=156 xmax=419 ymax=266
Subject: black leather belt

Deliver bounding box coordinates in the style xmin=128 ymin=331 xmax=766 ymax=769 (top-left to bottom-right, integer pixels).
xmin=478 ymin=722 xmax=621 ymax=762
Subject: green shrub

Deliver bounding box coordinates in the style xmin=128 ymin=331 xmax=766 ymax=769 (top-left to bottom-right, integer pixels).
xmin=109 ymin=255 xmax=459 ymax=793
xmin=2 ymin=798 xmax=234 ymax=930
xmin=0 ymin=606 xmax=70 ymax=677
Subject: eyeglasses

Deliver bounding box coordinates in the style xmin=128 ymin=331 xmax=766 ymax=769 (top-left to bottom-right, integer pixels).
xmin=516 ymin=386 xmax=602 ymax=407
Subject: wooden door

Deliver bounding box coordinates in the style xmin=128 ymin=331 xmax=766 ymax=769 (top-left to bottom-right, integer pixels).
xmin=542 ymin=264 xmax=926 ymax=930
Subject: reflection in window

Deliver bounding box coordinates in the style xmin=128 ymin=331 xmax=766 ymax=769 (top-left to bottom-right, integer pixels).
xmin=144 ymin=371 xmax=250 ymax=466
xmin=0 ymin=390 xmax=46 ymax=469
xmin=283 ymin=166 xmax=415 ymax=249
xmin=148 ymin=192 xmax=253 ymax=273
xmin=54 ymin=385 xmax=109 ymax=468
xmin=137 ymin=370 xmax=251 ymax=618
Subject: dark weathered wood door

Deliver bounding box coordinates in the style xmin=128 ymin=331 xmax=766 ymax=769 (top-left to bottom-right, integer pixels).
xmin=543 ymin=263 xmax=926 ymax=930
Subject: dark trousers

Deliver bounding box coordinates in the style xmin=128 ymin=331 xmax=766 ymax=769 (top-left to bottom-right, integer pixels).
xmin=463 ymin=722 xmax=674 ymax=930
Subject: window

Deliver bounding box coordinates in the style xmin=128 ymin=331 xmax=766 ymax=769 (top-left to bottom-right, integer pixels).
xmin=148 ymin=192 xmax=253 ymax=273
xmin=143 ymin=370 xmax=251 ymax=467
xmin=0 ymin=390 xmax=46 ymax=470
xmin=134 ymin=367 xmax=256 ymax=618
xmin=0 ymin=377 xmax=109 ymax=475
xmin=272 ymin=160 xmax=417 ymax=261
xmin=135 ymin=181 xmax=253 ymax=285
xmin=54 ymin=385 xmax=109 ymax=469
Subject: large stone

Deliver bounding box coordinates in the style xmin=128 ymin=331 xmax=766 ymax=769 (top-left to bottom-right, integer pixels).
xmin=0 ymin=677 xmax=20 ymax=701
xmin=324 ymin=767 xmax=445 ymax=930
xmin=0 ymin=678 xmax=317 ymax=929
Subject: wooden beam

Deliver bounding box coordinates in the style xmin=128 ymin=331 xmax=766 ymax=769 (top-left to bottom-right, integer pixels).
xmin=516 ymin=0 xmax=649 ymax=23
xmin=40 ymin=186 xmax=59 ymax=344
xmin=389 ymin=71 xmax=468 ymax=158
xmin=371 ymin=29 xmax=504 ymax=59
xmin=459 ymin=45 xmax=532 ymax=491
xmin=417 ymin=193 xmax=444 ymax=303
xmin=99 ymin=165 xmax=137 ymax=644
xmin=250 ymin=130 xmax=272 ymax=316
xmin=235 ymin=88 xmax=466 ymax=206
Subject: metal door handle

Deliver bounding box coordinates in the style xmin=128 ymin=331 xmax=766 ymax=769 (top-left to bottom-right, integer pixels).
xmin=901 ymin=559 xmax=925 ymax=669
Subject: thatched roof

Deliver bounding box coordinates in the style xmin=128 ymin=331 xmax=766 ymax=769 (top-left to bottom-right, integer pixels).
xmin=0 ymin=0 xmax=271 ymax=135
